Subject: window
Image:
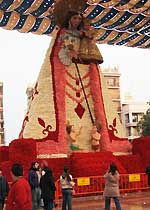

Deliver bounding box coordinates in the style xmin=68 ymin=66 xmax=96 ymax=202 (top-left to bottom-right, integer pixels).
xmin=0 ymin=86 xmax=3 ymax=95
xmin=0 ymin=100 xmax=3 ymax=107
xmin=132 ymin=126 xmax=138 ymax=136
xmin=125 ymin=114 xmax=129 ymax=123
xmin=0 ymin=112 xmax=3 ymax=119
xmin=132 ymin=113 xmax=138 ymax=122
xmin=0 ymin=121 xmax=4 ymax=129
xmin=115 ymin=78 xmax=119 ymax=87
xmin=126 ymin=127 xmax=131 ymax=136
xmin=107 ymin=78 xmax=119 ymax=87
xmin=107 ymin=78 xmax=115 ymax=86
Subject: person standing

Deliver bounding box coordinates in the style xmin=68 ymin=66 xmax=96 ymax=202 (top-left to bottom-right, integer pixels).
xmin=28 ymin=161 xmax=41 ymax=210
xmin=0 ymin=168 xmax=9 ymax=210
xmin=103 ymin=163 xmax=122 ymax=210
xmin=40 ymin=167 xmax=56 ymax=210
xmin=145 ymin=163 xmax=150 ymax=186
xmin=5 ymin=163 xmax=32 ymax=210
xmin=60 ymin=166 xmax=75 ymax=210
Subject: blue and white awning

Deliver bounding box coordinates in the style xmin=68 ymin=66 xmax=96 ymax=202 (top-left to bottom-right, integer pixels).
xmin=0 ymin=0 xmax=149 ymax=48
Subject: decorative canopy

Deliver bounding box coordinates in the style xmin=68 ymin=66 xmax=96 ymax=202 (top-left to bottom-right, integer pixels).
xmin=0 ymin=0 xmax=150 ymax=49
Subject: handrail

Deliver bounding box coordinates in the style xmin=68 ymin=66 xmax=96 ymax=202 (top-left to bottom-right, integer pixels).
xmin=55 ymin=173 xmax=149 ymax=203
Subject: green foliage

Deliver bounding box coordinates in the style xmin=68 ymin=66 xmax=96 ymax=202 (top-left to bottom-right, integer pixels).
xmin=137 ymin=108 xmax=150 ymax=136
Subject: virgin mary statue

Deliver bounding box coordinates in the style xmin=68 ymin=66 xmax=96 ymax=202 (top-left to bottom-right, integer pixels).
xmin=19 ymin=0 xmax=125 ymax=157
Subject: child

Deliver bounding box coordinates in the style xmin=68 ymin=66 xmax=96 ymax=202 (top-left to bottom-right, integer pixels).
xmin=79 ymin=18 xmax=103 ymax=64
xmin=66 ymin=121 xmax=83 ymax=152
xmin=91 ymin=121 xmax=102 ymax=151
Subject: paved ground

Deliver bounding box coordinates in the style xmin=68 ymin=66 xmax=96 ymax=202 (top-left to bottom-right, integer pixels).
xmin=39 ymin=190 xmax=150 ymax=210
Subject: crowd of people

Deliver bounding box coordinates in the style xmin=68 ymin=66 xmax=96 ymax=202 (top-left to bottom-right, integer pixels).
xmin=0 ymin=162 xmax=74 ymax=210
xmin=3 ymin=161 xmax=150 ymax=210
xmin=0 ymin=162 xmax=57 ymax=210
xmin=0 ymin=161 xmax=124 ymax=210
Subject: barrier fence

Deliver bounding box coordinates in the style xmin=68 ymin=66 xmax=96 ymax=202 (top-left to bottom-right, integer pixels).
xmin=55 ymin=173 xmax=150 ymax=202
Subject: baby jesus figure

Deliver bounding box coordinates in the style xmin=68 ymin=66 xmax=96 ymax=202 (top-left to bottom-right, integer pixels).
xmin=91 ymin=122 xmax=102 ymax=151
xmin=79 ymin=18 xmax=103 ymax=64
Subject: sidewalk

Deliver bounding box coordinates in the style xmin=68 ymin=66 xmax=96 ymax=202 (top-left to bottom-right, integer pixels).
xmin=39 ymin=190 xmax=150 ymax=210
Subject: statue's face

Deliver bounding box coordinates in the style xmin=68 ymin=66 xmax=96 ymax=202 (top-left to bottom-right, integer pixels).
xmin=71 ymin=125 xmax=75 ymax=132
xmin=84 ymin=23 xmax=90 ymax=30
xmin=70 ymin=15 xmax=82 ymax=28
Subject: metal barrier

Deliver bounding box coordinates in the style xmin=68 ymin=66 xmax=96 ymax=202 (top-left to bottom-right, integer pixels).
xmin=55 ymin=173 xmax=149 ymax=203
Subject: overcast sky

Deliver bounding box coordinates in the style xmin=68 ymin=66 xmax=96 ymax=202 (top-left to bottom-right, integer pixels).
xmin=0 ymin=28 xmax=149 ymax=145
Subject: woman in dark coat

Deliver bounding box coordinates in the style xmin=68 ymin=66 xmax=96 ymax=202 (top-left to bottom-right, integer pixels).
xmin=145 ymin=163 xmax=150 ymax=186
xmin=40 ymin=167 xmax=56 ymax=210
xmin=0 ymin=168 xmax=9 ymax=210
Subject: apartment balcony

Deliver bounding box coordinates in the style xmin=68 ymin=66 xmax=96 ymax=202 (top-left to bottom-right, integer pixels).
xmin=112 ymin=98 xmax=121 ymax=102
xmin=125 ymin=122 xmax=138 ymax=127
xmin=128 ymin=135 xmax=140 ymax=141
xmin=108 ymin=86 xmax=120 ymax=89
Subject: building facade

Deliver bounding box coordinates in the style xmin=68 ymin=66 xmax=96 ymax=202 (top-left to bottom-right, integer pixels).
xmin=102 ymin=66 xmax=122 ymax=120
xmin=101 ymin=67 xmax=149 ymax=140
xmin=121 ymin=101 xmax=149 ymax=141
xmin=0 ymin=82 xmax=4 ymax=145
